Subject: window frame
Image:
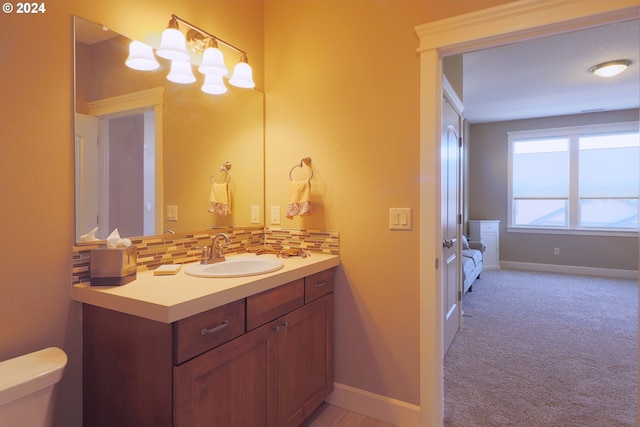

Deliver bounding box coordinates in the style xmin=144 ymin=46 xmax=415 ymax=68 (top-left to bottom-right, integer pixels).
xmin=507 ymin=121 xmax=639 ymax=237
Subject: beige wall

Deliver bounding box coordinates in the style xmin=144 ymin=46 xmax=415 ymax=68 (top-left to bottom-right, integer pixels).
xmin=468 ymin=109 xmax=639 ymax=271
xmin=1 ymin=1 xmax=515 ymax=426
xmin=263 ymin=0 xmax=513 ymax=406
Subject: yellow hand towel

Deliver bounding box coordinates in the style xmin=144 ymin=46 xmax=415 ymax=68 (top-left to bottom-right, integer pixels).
xmin=286 ymin=180 xmax=311 ymax=219
xmin=208 ymin=182 xmax=231 ymax=215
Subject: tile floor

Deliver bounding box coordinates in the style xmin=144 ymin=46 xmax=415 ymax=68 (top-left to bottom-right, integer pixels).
xmin=302 ymin=403 xmax=397 ymax=427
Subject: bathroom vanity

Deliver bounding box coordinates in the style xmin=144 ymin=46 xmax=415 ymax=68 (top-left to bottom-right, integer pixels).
xmin=73 ymin=253 xmax=338 ymax=427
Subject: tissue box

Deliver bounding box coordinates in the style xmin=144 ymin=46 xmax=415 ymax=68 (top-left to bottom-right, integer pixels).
xmin=90 ymin=246 xmax=137 ymax=286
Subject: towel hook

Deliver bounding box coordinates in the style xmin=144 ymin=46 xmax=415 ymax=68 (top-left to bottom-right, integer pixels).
xmin=211 ymin=161 xmax=232 ymax=184
xmin=289 ymin=157 xmax=313 ymax=182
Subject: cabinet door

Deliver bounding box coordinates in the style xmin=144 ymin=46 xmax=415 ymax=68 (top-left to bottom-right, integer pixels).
xmin=277 ymin=294 xmax=334 ymax=427
xmin=174 ymin=322 xmax=278 ymax=427
xmin=83 ymin=305 xmax=173 ymax=427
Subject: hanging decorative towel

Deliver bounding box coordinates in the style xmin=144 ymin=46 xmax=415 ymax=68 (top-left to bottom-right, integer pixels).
xmin=286 ymin=180 xmax=311 ymax=219
xmin=209 ymin=182 xmax=231 ymax=215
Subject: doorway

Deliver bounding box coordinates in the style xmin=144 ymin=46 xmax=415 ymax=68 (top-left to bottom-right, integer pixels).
xmin=416 ymin=2 xmax=640 ymax=426
xmin=75 ymin=109 xmax=156 ymax=240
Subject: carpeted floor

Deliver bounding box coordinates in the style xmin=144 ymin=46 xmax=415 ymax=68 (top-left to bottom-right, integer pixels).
xmin=444 ymin=269 xmax=638 ymax=427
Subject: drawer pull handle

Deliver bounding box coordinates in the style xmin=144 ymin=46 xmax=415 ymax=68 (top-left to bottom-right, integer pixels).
xmin=201 ymin=320 xmax=229 ymax=336
xmin=314 ymin=281 xmax=329 ymax=288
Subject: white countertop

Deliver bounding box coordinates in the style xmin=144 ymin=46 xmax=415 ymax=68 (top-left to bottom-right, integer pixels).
xmin=72 ymin=253 xmax=340 ymax=323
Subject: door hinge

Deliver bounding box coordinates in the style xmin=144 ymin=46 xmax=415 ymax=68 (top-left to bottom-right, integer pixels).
xmin=458 ymin=135 xmax=463 ymax=147
xmin=458 ymin=214 xmax=462 ymax=225
xmin=458 ymin=290 xmax=462 ymax=301
xmin=435 ymin=258 xmax=439 ymax=270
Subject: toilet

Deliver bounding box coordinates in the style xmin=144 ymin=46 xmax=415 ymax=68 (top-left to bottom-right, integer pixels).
xmin=0 ymin=347 xmax=67 ymax=427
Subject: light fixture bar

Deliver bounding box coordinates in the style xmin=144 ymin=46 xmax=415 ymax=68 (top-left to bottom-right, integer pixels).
xmin=171 ymin=14 xmax=246 ymax=56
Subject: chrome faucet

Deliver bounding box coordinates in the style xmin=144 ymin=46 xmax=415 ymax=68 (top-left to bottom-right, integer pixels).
xmin=200 ymin=233 xmax=231 ymax=264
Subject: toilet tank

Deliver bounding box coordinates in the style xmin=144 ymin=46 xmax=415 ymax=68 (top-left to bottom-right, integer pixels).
xmin=0 ymin=347 xmax=68 ymax=427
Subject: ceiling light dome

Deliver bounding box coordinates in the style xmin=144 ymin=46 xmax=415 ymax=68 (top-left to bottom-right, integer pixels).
xmin=589 ymin=59 xmax=631 ymax=77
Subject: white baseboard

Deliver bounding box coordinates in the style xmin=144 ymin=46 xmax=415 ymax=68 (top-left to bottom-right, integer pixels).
xmin=326 ymin=383 xmax=421 ymax=427
xmin=499 ymin=261 xmax=638 ymax=280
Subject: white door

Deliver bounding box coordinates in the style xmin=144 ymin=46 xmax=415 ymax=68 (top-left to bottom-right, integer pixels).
xmin=75 ymin=113 xmax=100 ymax=239
xmin=441 ymin=96 xmax=462 ymax=357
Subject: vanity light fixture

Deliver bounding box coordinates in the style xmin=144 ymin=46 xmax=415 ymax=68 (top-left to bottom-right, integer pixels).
xmin=198 ymin=39 xmax=229 ymax=77
xmin=229 ymin=53 xmax=255 ymax=89
xmin=588 ymin=59 xmax=631 ymax=77
xmin=126 ymin=14 xmax=254 ymax=93
xmin=167 ymin=59 xmax=196 ymax=84
xmin=156 ymin=16 xmax=190 ymax=61
xmin=202 ymin=74 xmax=228 ymax=94
xmin=125 ymin=41 xmax=160 ymax=71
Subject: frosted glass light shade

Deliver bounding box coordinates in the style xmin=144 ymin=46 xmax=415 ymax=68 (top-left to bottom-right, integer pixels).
xmin=229 ymin=61 xmax=255 ymax=89
xmin=589 ymin=60 xmax=631 ymax=77
xmin=198 ymin=47 xmax=228 ymax=76
xmin=156 ymin=28 xmax=189 ymax=61
xmin=125 ymin=41 xmax=160 ymax=71
xmin=201 ymin=74 xmax=228 ymax=95
xmin=167 ymin=60 xmax=196 ymax=84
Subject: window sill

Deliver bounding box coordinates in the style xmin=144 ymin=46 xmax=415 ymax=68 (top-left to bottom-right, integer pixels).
xmin=506 ymin=226 xmax=638 ymax=238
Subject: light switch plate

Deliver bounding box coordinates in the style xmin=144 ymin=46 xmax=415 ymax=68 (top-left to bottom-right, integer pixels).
xmin=389 ymin=208 xmax=412 ymax=230
xmin=166 ymin=205 xmax=178 ymax=221
xmin=271 ymin=206 xmax=281 ymax=224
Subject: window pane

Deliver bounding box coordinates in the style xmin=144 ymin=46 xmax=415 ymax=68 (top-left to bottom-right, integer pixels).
xmin=513 ymin=138 xmax=569 ymax=198
xmin=580 ymin=133 xmax=639 ymax=150
xmin=579 ymin=133 xmax=640 ymax=198
xmin=579 ymin=199 xmax=638 ymax=229
xmin=514 ymin=138 xmax=568 ymax=154
xmin=513 ymin=199 xmax=567 ymax=227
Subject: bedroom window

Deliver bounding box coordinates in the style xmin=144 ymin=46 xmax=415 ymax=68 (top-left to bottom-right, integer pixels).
xmin=508 ymin=122 xmax=639 ymax=233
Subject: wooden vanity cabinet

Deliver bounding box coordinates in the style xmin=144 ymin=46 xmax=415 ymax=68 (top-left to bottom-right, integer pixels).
xmin=277 ymin=292 xmax=333 ymax=427
xmin=83 ymin=268 xmax=334 ymax=427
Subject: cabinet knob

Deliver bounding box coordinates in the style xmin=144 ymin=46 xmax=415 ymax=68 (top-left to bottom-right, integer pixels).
xmin=281 ymin=321 xmax=289 ymax=328
xmin=272 ymin=325 xmax=281 ymax=333
xmin=314 ymin=281 xmax=328 ymax=288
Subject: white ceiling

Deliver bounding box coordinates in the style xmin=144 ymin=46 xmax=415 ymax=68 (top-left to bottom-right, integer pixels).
xmin=461 ymin=19 xmax=640 ymax=124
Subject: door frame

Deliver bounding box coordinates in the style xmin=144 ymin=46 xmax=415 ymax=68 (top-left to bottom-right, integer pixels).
xmin=416 ymin=1 xmax=640 ymax=425
xmin=86 ymin=87 xmax=165 ymax=236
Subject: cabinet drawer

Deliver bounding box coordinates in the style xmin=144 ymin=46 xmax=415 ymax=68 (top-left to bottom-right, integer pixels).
xmin=480 ymin=222 xmax=499 ymax=232
xmin=246 ymin=279 xmax=304 ymax=331
xmin=173 ymin=299 xmax=245 ymax=365
xmin=305 ymin=269 xmax=334 ymax=303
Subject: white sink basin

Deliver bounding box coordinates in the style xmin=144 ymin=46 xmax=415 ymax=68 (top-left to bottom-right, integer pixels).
xmin=184 ymin=257 xmax=284 ymax=278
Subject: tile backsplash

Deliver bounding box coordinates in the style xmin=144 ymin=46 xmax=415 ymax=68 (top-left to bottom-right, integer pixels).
xmin=72 ymin=227 xmax=339 ymax=285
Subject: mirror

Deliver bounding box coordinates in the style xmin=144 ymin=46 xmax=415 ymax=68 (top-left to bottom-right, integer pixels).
xmin=73 ymin=16 xmax=264 ymax=242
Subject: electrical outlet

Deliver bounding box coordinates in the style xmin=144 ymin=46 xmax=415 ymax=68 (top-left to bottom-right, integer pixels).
xmin=553 ymin=248 xmax=560 ymax=255
xmin=271 ymin=206 xmax=281 ymax=225
xmin=166 ymin=205 xmax=178 ymax=221
xmin=251 ymin=206 xmax=260 ymax=224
